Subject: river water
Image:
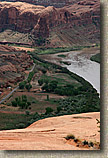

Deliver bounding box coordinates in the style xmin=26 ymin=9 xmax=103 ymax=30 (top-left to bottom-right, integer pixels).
xmin=63 ymin=51 xmax=100 ymax=93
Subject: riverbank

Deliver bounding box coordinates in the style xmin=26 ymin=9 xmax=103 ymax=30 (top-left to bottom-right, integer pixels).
xmin=39 ymin=47 xmax=100 ymax=93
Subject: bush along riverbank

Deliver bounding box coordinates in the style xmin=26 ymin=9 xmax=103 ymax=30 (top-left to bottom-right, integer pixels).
xmin=24 ymin=51 xmax=100 ymax=127
xmin=90 ymin=53 xmax=100 ymax=63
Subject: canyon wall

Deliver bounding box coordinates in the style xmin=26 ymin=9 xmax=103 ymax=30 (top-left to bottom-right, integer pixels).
xmin=1 ymin=0 xmax=83 ymax=8
xmin=0 ymin=0 xmax=100 ymax=46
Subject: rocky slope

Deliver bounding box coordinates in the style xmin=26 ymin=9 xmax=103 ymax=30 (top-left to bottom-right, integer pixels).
xmin=0 ymin=0 xmax=83 ymax=8
xmin=0 ymin=45 xmax=33 ymax=89
xmin=0 ymin=0 xmax=100 ymax=47
xmin=0 ymin=112 xmax=100 ymax=150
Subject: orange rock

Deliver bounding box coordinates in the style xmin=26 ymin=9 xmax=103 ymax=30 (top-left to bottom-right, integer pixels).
xmin=0 ymin=112 xmax=100 ymax=150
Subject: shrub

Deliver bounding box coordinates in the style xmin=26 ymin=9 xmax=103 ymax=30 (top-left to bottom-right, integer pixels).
xmin=47 ymin=95 xmax=49 ymax=101
xmin=19 ymin=101 xmax=26 ymax=109
xmin=42 ymin=69 xmax=47 ymax=74
xmin=25 ymin=111 xmax=30 ymax=116
xmin=27 ymin=102 xmax=31 ymax=106
xmin=45 ymin=107 xmax=53 ymax=114
xmin=19 ymin=82 xmax=25 ymax=89
xmin=27 ymin=71 xmax=35 ymax=83
xmin=15 ymin=97 xmax=19 ymax=103
xmin=22 ymin=95 xmax=27 ymax=102
xmin=88 ymin=141 xmax=94 ymax=147
xmin=57 ymin=106 xmax=62 ymax=113
xmin=74 ymin=138 xmax=79 ymax=143
xmin=11 ymin=101 xmax=17 ymax=107
xmin=38 ymin=79 xmax=44 ymax=86
xmin=42 ymin=83 xmax=49 ymax=91
xmin=65 ymin=134 xmax=75 ymax=140
xmin=7 ymin=103 xmax=11 ymax=106
xmin=82 ymin=140 xmax=88 ymax=146
xmin=25 ymin=84 xmax=32 ymax=92
xmin=17 ymin=123 xmax=25 ymax=129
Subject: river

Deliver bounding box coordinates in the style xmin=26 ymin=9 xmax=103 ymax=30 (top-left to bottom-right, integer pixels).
xmin=63 ymin=51 xmax=100 ymax=93
xmin=40 ymin=48 xmax=100 ymax=93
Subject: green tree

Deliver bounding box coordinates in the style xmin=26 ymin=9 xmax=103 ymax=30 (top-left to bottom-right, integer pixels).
xmin=19 ymin=82 xmax=25 ymax=89
xmin=22 ymin=95 xmax=27 ymax=102
xmin=45 ymin=107 xmax=53 ymax=115
xmin=25 ymin=84 xmax=32 ymax=92
xmin=47 ymin=95 xmax=49 ymax=101
xmin=38 ymin=79 xmax=44 ymax=86
xmin=57 ymin=106 xmax=62 ymax=113
xmin=11 ymin=101 xmax=17 ymax=107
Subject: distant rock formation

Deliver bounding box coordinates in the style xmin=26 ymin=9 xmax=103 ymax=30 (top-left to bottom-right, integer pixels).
xmin=0 ymin=0 xmax=100 ymax=46
xmin=0 ymin=0 xmax=84 ymax=8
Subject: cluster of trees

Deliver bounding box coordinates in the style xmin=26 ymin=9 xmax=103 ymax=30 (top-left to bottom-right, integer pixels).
xmin=55 ymin=84 xmax=77 ymax=96
xmin=11 ymin=95 xmax=31 ymax=109
xmin=42 ymin=80 xmax=58 ymax=93
xmin=27 ymin=72 xmax=35 ymax=83
xmin=38 ymin=78 xmax=78 ymax=96
xmin=19 ymin=81 xmax=32 ymax=92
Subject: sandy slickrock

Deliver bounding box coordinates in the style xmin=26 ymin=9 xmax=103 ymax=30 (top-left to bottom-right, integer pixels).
xmin=0 ymin=112 xmax=100 ymax=150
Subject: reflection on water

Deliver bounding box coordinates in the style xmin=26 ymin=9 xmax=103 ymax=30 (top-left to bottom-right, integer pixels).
xmin=63 ymin=52 xmax=100 ymax=93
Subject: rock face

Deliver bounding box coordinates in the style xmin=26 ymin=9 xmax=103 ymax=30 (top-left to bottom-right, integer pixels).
xmin=0 ymin=0 xmax=84 ymax=8
xmin=0 ymin=46 xmax=33 ymax=88
xmin=0 ymin=0 xmax=100 ymax=46
xmin=0 ymin=112 xmax=100 ymax=150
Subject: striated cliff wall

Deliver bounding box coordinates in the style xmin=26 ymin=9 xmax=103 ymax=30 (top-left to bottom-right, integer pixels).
xmin=0 ymin=0 xmax=100 ymax=46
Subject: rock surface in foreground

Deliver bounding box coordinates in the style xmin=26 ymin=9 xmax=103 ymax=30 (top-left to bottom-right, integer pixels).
xmin=0 ymin=112 xmax=100 ymax=150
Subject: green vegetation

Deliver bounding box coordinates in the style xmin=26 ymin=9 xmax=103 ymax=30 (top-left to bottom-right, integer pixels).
xmin=28 ymin=46 xmax=92 ymax=55
xmin=46 ymin=95 xmax=49 ymax=101
xmin=11 ymin=95 xmax=31 ymax=109
xmin=0 ymin=113 xmax=33 ymax=130
xmin=19 ymin=69 xmax=34 ymax=90
xmin=0 ymin=48 xmax=100 ymax=130
xmin=45 ymin=107 xmax=53 ymax=115
xmin=82 ymin=140 xmax=88 ymax=145
xmin=25 ymin=84 xmax=32 ymax=92
xmin=19 ymin=81 xmax=32 ymax=92
xmin=65 ymin=133 xmax=99 ymax=149
xmin=27 ymin=71 xmax=35 ymax=83
xmin=19 ymin=81 xmax=27 ymax=89
xmin=58 ymin=54 xmax=66 ymax=58
xmin=15 ymin=52 xmax=99 ymax=127
xmin=65 ymin=134 xmax=75 ymax=140
xmin=90 ymin=53 xmax=100 ymax=63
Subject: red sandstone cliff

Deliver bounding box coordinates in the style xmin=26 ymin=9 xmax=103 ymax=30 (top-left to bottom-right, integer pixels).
xmin=0 ymin=0 xmax=100 ymax=46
